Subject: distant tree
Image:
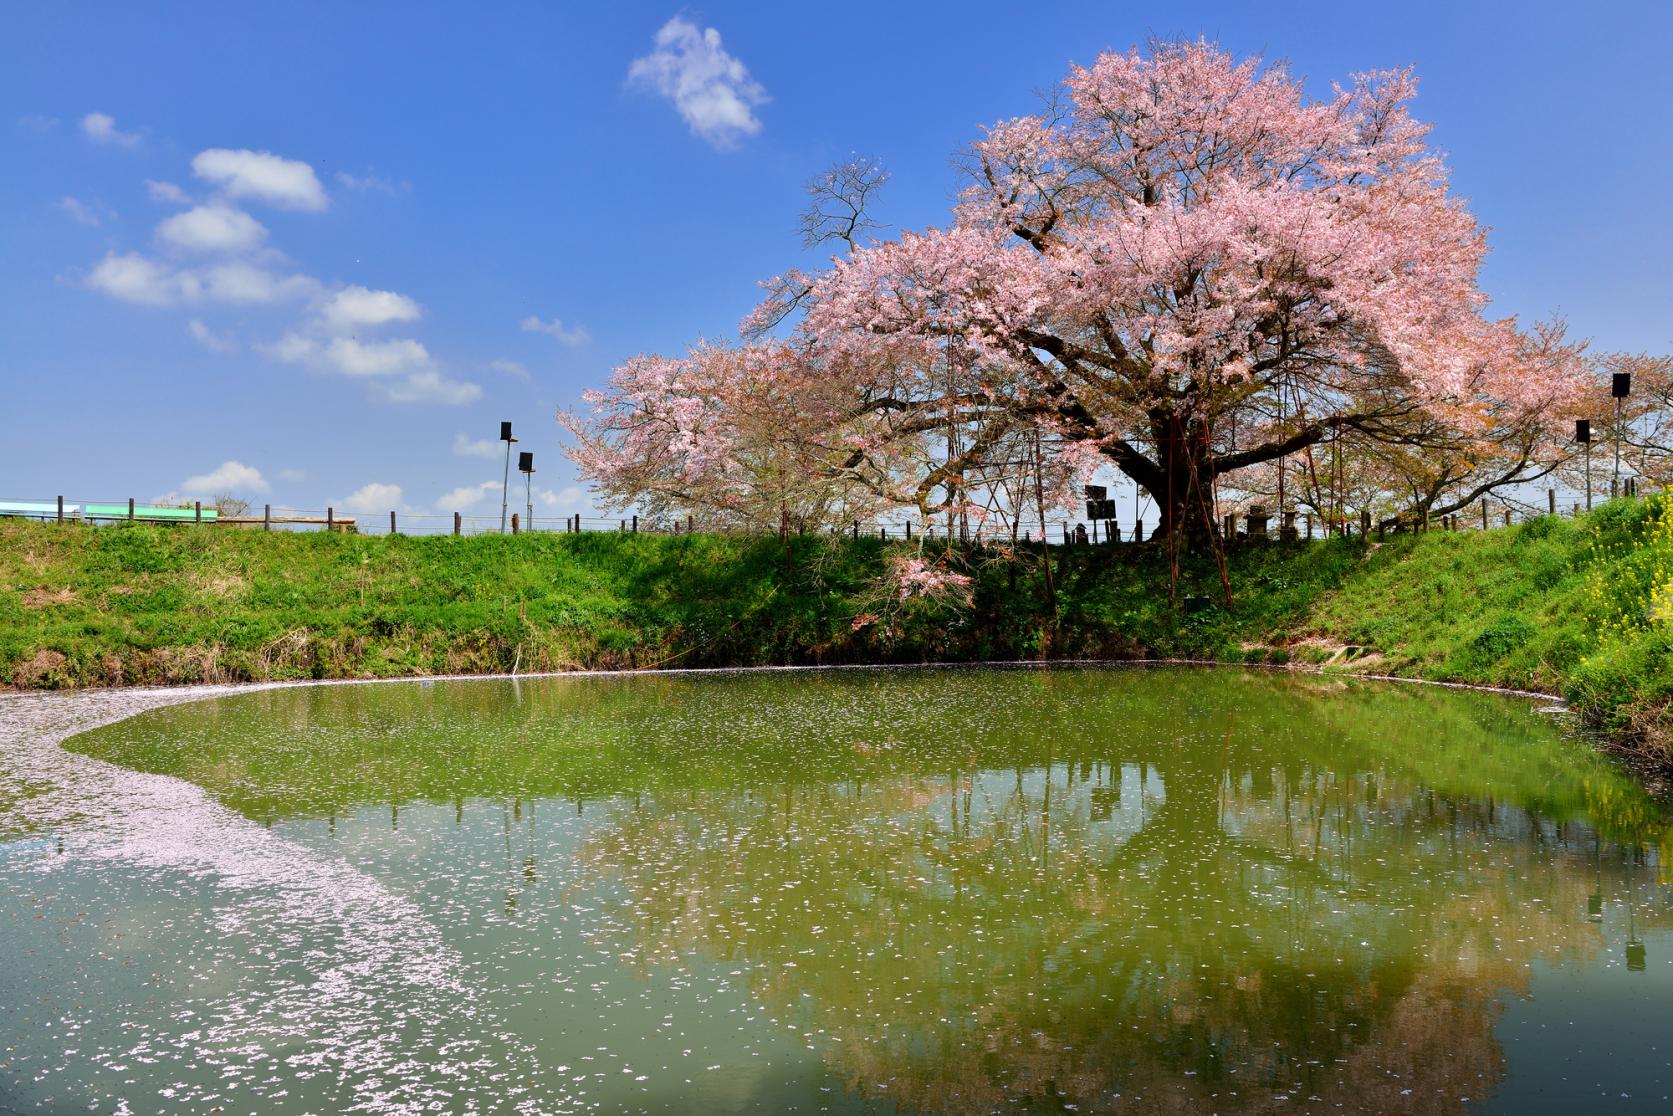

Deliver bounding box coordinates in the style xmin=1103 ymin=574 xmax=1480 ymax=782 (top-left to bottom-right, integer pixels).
xmin=214 ymin=493 xmax=251 ymax=519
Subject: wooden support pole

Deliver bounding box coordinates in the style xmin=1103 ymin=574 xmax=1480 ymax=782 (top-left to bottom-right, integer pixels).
xmin=327 ymin=506 xmax=335 ymax=531
xmin=1480 ymin=499 xmax=1488 ymax=530
xmin=195 ymin=500 xmax=202 ymax=523
xmin=264 ymin=503 xmax=272 ymax=531
xmin=390 ymin=510 xmax=398 ymax=535
xmin=1548 ymin=489 xmax=1557 ymax=515
xmin=453 ymin=511 xmax=462 ymax=536
xmin=56 ymin=495 xmax=63 ymax=524
xmin=631 ymin=514 xmax=638 ymax=533
xmin=127 ymin=497 xmax=135 ymax=521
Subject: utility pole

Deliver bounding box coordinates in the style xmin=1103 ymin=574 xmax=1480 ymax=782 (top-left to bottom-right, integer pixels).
xmin=499 ymin=421 xmax=518 ymax=533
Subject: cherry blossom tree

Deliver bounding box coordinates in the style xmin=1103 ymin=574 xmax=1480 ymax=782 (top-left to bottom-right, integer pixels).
xmin=568 ymin=40 xmax=1585 ymax=543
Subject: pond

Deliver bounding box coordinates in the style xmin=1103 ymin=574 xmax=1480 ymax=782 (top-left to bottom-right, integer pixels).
xmin=2 ymin=666 xmax=1671 ymax=1114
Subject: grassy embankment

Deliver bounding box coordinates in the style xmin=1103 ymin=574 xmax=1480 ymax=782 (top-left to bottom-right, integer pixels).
xmin=6 ymin=497 xmax=1673 ymax=762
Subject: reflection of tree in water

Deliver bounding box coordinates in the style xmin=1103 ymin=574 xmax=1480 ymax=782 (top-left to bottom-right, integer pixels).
xmin=64 ymin=667 xmax=1673 ymax=1110
xmin=577 ymin=744 xmax=1668 ymax=1115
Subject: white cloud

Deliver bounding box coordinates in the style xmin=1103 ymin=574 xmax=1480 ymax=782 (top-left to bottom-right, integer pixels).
xmin=192 ymin=148 xmax=327 ymax=212
xmin=335 ymin=171 xmax=409 ymax=196
xmin=436 ymin=481 xmax=500 ymax=510
xmin=86 ymin=252 xmax=190 ymax=306
xmin=145 ymin=179 xmax=191 ymax=204
xmin=82 ymin=111 xmax=140 ymax=148
xmin=86 ymin=252 xmax=317 ymax=307
xmin=342 ymin=482 xmax=404 ymax=513
xmin=520 ymin=315 xmax=591 ymax=346
xmin=181 ymin=460 xmax=268 ymax=495
xmin=278 ymin=468 xmax=306 ymax=483
xmin=627 ymin=17 xmax=767 ymax=148
xmin=199 ymin=260 xmax=318 ymax=303
xmin=264 ymin=332 xmax=480 ymax=404
xmin=155 ymin=204 xmax=268 ymax=253
xmin=57 ymin=196 xmax=105 ymax=226
xmin=453 ymin=433 xmax=500 ymax=459
xmin=321 ymin=285 xmax=421 ymax=331
xmin=379 ymin=370 xmax=482 ymax=405
xmin=186 ymin=318 xmax=237 ymax=352
xmin=268 ymin=334 xmax=431 ymax=377
xmin=539 ymin=485 xmax=584 ymax=509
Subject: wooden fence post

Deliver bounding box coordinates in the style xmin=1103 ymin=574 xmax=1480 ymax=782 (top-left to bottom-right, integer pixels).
xmin=390 ymin=510 xmax=397 ymax=535
xmin=632 ymin=514 xmax=638 ymax=533
xmin=327 ymin=507 xmax=335 ymax=531
xmin=1480 ymin=499 xmax=1488 ymax=530
xmin=1548 ymin=489 xmax=1556 ymax=515
xmin=264 ymin=503 xmax=271 ymax=531
xmin=454 ymin=511 xmax=462 ymax=536
xmin=127 ymin=498 xmax=135 ymax=521
xmin=56 ymin=495 xmax=63 ymax=524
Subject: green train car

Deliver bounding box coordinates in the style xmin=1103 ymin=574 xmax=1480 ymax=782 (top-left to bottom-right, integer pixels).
xmin=0 ymin=500 xmax=218 ymax=523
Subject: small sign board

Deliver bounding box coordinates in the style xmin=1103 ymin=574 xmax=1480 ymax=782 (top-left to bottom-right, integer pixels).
xmin=1083 ymin=485 xmax=1107 ymax=501
xmin=1085 ymin=498 xmax=1117 ymax=520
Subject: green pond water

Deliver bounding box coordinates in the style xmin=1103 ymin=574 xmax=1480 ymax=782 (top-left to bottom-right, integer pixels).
xmin=3 ymin=666 xmax=1672 ymax=1114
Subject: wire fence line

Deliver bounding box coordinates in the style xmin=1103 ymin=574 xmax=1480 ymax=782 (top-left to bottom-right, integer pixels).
xmin=0 ymin=489 xmax=1630 ymax=546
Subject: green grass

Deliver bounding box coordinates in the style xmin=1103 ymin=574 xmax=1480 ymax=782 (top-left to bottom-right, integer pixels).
xmin=7 ymin=500 xmax=1673 ymax=762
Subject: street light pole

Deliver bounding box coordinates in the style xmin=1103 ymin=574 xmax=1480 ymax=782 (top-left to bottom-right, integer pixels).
xmin=1612 ymin=371 xmax=1632 ymax=500
xmin=1577 ymin=419 xmax=1592 ymax=512
xmin=518 ymin=451 xmax=535 ymax=533
xmin=499 ymin=421 xmax=518 ymax=534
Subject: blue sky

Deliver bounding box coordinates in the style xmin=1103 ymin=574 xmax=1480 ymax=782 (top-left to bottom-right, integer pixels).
xmin=4 ymin=1 xmax=1670 ymax=524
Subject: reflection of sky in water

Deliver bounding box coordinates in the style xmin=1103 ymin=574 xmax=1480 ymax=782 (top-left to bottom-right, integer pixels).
xmin=2 ymin=668 xmax=1671 ymax=1114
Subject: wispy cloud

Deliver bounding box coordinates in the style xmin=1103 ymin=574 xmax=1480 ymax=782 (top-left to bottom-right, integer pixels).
xmin=145 ymin=179 xmax=191 ymax=204
xmin=452 ymin=433 xmax=501 ymax=460
xmin=81 ymin=111 xmax=140 ymax=148
xmin=486 ymin=358 xmax=531 ymax=380
xmin=628 ymin=17 xmax=767 ymax=148
xmin=186 ymin=318 xmax=238 ymax=353
xmin=335 ymin=170 xmax=410 ymax=196
xmin=56 ymin=195 xmax=108 ymax=227
xmin=520 ymin=315 xmax=590 ymax=346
